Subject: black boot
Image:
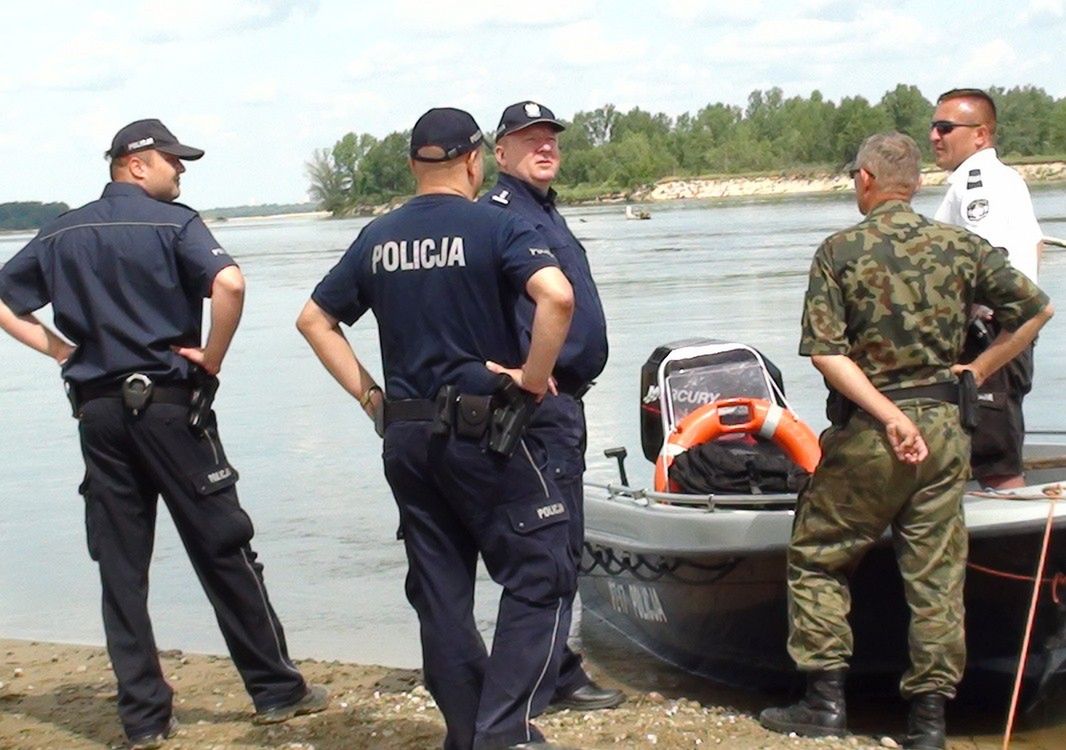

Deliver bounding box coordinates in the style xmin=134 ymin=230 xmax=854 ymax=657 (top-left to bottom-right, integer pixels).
xmin=759 ymin=669 xmax=847 ymax=737
xmin=903 ymin=693 xmax=946 ymax=750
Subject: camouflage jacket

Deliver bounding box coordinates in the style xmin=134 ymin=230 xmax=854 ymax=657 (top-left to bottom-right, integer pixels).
xmin=799 ymin=199 xmax=1048 ymax=390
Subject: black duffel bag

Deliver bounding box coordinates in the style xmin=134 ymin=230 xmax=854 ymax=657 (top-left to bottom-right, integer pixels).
xmin=669 ymin=437 xmax=809 ymax=495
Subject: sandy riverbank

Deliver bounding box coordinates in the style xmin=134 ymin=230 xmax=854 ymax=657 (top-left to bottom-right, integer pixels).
xmin=4 ymin=639 xmax=1061 ymax=750
xmin=0 ymin=638 xmax=913 ymax=749
xmin=632 ymin=162 xmax=1066 ymax=202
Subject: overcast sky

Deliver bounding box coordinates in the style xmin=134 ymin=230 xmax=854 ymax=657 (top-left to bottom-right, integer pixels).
xmin=1 ymin=0 xmax=1064 ymax=209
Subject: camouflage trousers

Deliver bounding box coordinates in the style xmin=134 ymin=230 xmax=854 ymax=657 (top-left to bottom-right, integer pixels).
xmin=787 ymin=401 xmax=970 ymax=698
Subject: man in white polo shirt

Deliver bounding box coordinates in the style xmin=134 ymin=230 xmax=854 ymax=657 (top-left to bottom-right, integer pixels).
xmin=931 ymin=87 xmax=1045 ymax=489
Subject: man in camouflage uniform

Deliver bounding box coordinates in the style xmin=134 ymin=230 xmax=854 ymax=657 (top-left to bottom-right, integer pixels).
xmin=759 ymin=132 xmax=1052 ymax=750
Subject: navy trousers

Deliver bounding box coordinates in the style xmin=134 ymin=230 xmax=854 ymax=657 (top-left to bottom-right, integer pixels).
xmin=384 ymin=421 xmax=576 ymax=750
xmin=529 ymin=394 xmax=592 ymax=699
xmin=77 ymin=397 xmax=306 ymax=738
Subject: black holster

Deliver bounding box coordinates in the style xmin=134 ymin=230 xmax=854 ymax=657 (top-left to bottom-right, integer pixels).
xmin=825 ymin=389 xmax=855 ymax=427
xmin=957 ymin=370 xmax=978 ymax=433
xmin=188 ymin=368 xmax=219 ymax=434
xmin=487 ymin=376 xmax=536 ymax=457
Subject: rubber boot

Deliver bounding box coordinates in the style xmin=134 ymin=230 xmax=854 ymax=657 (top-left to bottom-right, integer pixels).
xmin=903 ymin=693 xmax=946 ymax=750
xmin=759 ymin=669 xmax=847 ymax=737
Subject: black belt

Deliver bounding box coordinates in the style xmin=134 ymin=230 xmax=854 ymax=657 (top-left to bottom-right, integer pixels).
xmin=383 ymin=399 xmax=437 ymax=425
xmin=556 ymin=379 xmax=593 ymax=400
xmin=76 ymin=379 xmax=193 ymax=406
xmin=881 ymin=382 xmax=958 ymax=405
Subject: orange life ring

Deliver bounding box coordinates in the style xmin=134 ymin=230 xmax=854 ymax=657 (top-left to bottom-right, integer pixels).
xmin=653 ymin=398 xmax=821 ymax=493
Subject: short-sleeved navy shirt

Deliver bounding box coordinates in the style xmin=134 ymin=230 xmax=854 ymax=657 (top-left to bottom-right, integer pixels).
xmin=0 ymin=182 xmax=236 ymax=385
xmin=480 ymin=173 xmax=608 ymax=391
xmin=311 ymin=193 xmax=559 ymax=400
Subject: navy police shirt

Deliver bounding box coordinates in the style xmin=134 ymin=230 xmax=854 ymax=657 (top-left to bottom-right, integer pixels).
xmin=480 ymin=173 xmax=607 ymax=392
xmin=311 ymin=193 xmax=559 ymax=400
xmin=0 ymin=182 xmax=236 ymax=385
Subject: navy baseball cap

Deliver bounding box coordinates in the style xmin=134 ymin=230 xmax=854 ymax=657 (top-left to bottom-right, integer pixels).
xmin=409 ymin=108 xmax=484 ymax=162
xmin=107 ymin=119 xmax=204 ymax=161
xmin=495 ymin=101 xmax=566 ymax=140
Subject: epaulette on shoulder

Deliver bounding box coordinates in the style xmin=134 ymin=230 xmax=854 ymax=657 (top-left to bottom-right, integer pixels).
xmin=489 ymin=189 xmax=511 ymax=206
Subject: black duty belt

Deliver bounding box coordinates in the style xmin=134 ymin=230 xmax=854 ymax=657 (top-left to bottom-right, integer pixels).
xmin=555 ymin=378 xmax=593 ymax=400
xmin=881 ymin=382 xmax=958 ymax=405
xmin=77 ymin=379 xmax=193 ymax=406
xmin=383 ymin=399 xmax=437 ymax=425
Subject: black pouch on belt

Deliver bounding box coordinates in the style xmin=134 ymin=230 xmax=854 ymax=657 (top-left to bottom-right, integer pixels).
xmin=121 ymin=373 xmax=154 ymax=416
xmin=455 ymin=394 xmax=493 ymax=438
xmin=958 ymin=370 xmax=979 ymax=432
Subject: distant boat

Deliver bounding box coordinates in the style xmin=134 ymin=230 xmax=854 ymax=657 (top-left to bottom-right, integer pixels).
xmin=625 ymin=205 xmax=651 ymax=220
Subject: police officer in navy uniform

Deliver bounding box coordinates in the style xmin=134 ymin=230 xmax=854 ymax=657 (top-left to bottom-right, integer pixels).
xmin=480 ymin=102 xmax=620 ymax=712
xmin=297 ymin=107 xmax=577 ymax=750
xmin=0 ymin=119 xmax=327 ymax=749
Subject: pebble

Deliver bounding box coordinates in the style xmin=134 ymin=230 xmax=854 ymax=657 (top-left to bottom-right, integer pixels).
xmin=647 ymin=691 xmax=666 ymax=703
xmin=13 ymin=668 xmax=23 ymax=678
xmin=76 ymin=665 xmax=87 ymax=673
xmin=880 ymin=738 xmax=899 ymax=748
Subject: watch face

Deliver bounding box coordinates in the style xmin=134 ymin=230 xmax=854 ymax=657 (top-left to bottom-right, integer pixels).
xmin=966 ymin=198 xmax=989 ymax=222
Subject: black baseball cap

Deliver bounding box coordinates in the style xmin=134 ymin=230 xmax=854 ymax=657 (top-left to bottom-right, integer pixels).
xmin=495 ymin=101 xmax=566 ymax=140
xmin=107 ymin=119 xmax=205 ymax=161
xmin=409 ymin=108 xmax=484 ymax=162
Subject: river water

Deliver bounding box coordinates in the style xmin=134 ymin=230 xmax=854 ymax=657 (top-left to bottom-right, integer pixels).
xmin=2 ymin=186 xmax=1065 ymax=744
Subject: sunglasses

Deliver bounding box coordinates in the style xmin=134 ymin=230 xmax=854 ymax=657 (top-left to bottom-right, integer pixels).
xmin=930 ymin=120 xmax=981 ymax=136
xmin=849 ymin=167 xmax=875 ymax=179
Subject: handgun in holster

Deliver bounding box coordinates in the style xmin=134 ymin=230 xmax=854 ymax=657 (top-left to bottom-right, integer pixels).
xmin=487 ymin=375 xmax=536 ymax=457
xmin=825 ymin=389 xmax=856 ymax=428
xmin=957 ymin=370 xmax=979 ymax=433
xmin=188 ymin=368 xmax=219 ymax=434
xmin=64 ymin=381 xmax=80 ymax=418
xmin=432 ymin=385 xmax=458 ymax=436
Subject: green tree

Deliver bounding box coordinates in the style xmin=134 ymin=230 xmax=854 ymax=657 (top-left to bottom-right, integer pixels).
xmin=832 ymin=96 xmax=892 ymax=166
xmin=992 ymin=85 xmax=1056 ymax=156
xmin=358 ymin=132 xmax=414 ymax=202
xmin=305 ymin=149 xmax=348 ymax=215
xmin=879 ymin=84 xmax=933 ymax=156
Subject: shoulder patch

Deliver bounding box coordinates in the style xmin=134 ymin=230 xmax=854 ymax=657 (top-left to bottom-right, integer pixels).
xmin=491 ymin=190 xmax=510 ymax=205
xmin=966 ymin=198 xmax=989 ymax=222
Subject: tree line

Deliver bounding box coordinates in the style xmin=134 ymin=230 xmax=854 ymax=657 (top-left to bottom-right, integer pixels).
xmin=0 ymin=201 xmax=70 ymax=231
xmin=307 ymin=84 xmax=1066 ymax=215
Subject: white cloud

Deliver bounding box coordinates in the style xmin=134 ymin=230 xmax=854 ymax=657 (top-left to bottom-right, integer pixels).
xmin=135 ymin=0 xmax=317 ymax=41
xmin=963 ymin=39 xmax=1018 ymax=77
xmin=345 ymin=39 xmax=465 ymax=82
xmin=701 ymin=7 xmax=928 ymax=68
xmin=549 ymin=19 xmax=649 ymax=66
xmin=1020 ymin=0 xmax=1064 ymax=23
xmin=390 ymin=0 xmax=592 ymax=31
xmin=239 ymin=82 xmax=279 ymax=104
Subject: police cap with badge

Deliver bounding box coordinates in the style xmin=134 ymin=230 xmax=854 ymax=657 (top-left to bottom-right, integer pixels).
xmin=494 ymin=101 xmax=566 ymax=139
xmin=107 ymin=118 xmax=205 ymax=161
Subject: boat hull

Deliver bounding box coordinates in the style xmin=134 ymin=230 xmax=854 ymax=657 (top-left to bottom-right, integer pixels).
xmin=579 ymin=479 xmax=1066 ymax=701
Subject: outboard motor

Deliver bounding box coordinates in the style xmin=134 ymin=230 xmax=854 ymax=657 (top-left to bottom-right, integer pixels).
xmin=640 ymin=338 xmax=787 ymax=463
